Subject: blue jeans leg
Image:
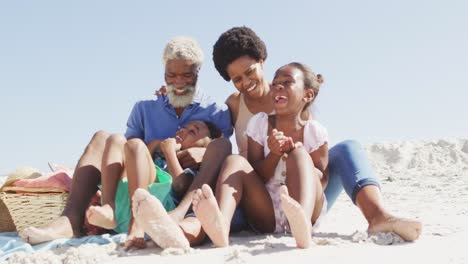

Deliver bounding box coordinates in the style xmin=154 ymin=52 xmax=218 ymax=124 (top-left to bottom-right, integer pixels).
xmin=324 ymin=140 xmax=380 ymax=211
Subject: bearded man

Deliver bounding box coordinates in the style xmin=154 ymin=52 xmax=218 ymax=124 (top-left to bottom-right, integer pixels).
xmin=20 ymin=36 xmax=233 ymax=246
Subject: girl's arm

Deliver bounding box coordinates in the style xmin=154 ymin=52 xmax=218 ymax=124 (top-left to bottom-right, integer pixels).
xmin=310 ymin=143 xmax=329 ymax=187
xmin=248 ymin=136 xmax=282 ymax=183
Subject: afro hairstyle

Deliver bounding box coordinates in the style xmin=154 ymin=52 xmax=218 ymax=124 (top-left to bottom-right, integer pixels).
xmin=212 ymin=26 xmax=267 ymax=81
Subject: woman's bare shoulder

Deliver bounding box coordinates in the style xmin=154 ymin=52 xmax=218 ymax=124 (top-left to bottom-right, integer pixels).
xmin=225 ymin=92 xmax=241 ymax=124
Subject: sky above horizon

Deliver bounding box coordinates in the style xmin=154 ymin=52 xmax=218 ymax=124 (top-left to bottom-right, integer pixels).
xmin=0 ymin=1 xmax=467 ymax=174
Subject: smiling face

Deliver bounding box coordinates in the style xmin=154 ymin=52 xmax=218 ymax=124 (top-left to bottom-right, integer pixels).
xmin=271 ymin=65 xmax=314 ymax=115
xmin=165 ymin=59 xmax=199 ymax=108
xmin=175 ymin=121 xmax=212 ymax=149
xmin=226 ymin=55 xmax=266 ymax=98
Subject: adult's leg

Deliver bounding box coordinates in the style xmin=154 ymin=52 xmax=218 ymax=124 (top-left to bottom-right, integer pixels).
xmin=86 ymin=134 xmax=127 ymax=230
xmin=326 ymin=140 xmax=421 ymax=241
xmin=169 ymin=138 xmax=231 ymax=239
xmin=20 ymin=130 xmax=109 ymax=244
xmin=192 ymin=155 xmax=275 ymax=247
xmin=282 ymin=147 xmax=323 ymax=248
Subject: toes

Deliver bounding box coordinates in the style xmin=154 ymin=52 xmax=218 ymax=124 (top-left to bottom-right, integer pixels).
xmin=192 ymin=196 xmax=200 ymax=208
xmin=194 ymin=188 xmax=203 ymax=200
xmin=201 ymin=184 xmax=214 ymax=199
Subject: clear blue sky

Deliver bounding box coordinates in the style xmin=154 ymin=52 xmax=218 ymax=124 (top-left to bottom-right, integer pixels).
xmin=1 ymin=1 xmax=467 ymax=174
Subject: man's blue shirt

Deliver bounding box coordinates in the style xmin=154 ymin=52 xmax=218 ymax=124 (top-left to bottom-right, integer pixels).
xmin=124 ymin=88 xmax=233 ymax=143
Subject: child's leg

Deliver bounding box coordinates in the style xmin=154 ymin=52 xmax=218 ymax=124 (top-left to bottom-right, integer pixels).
xmin=86 ymin=134 xmax=127 ymax=230
xmin=282 ymin=146 xmax=323 ymax=248
xmin=123 ymin=138 xmax=157 ymax=248
xmin=192 ymin=155 xmax=275 ymax=247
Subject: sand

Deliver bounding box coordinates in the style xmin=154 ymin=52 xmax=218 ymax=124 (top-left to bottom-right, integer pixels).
xmin=4 ymin=138 xmax=468 ymax=264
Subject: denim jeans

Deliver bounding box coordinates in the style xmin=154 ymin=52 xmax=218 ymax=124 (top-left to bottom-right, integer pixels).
xmin=231 ymin=139 xmax=380 ymax=230
xmin=324 ymin=140 xmax=380 ymax=210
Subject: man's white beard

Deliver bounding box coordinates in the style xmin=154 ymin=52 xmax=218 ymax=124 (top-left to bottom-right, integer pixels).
xmin=166 ymin=84 xmax=196 ymax=108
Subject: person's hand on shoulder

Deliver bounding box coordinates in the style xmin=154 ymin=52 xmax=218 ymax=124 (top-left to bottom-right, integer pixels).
xmin=154 ymin=85 xmax=167 ymax=96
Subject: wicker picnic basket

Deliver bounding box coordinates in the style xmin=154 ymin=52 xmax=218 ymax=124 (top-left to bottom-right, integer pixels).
xmin=0 ymin=198 xmax=16 ymax=232
xmin=0 ymin=186 xmax=69 ymax=232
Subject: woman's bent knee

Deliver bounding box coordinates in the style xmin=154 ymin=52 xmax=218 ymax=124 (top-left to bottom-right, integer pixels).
xmin=330 ymin=140 xmax=361 ymax=157
xmin=223 ymin=155 xmax=250 ymax=168
xmin=218 ymin=155 xmax=252 ymax=181
xmin=207 ymin=137 xmax=232 ymax=154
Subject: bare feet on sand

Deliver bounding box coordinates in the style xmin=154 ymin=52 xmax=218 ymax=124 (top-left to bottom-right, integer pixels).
xmin=368 ymin=214 xmax=422 ymax=241
xmin=132 ymin=188 xmax=190 ymax=250
xmin=124 ymin=221 xmax=146 ymax=250
xmin=192 ymin=184 xmax=229 ymax=247
xmin=20 ymin=216 xmax=74 ymax=245
xmin=85 ymin=204 xmax=117 ymax=230
xmin=280 ymin=185 xmax=312 ymax=249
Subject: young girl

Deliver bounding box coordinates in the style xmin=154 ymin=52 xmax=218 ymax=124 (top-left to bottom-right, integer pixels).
xmin=192 ymin=62 xmax=327 ymax=249
xmin=85 ymin=120 xmax=221 ymax=248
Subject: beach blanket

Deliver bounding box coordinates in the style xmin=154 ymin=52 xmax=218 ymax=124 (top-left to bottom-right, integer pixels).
xmin=12 ymin=170 xmax=72 ymax=192
xmin=0 ymin=232 xmax=126 ymax=261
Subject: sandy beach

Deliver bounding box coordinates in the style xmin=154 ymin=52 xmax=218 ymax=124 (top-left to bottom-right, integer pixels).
xmin=3 ymin=138 xmax=468 ymax=264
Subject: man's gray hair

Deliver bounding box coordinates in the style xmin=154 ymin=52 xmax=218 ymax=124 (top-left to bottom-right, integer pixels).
xmin=162 ymin=36 xmax=204 ymax=69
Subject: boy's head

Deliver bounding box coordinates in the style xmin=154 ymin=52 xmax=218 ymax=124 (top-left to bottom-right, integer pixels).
xmin=175 ymin=121 xmax=222 ymax=149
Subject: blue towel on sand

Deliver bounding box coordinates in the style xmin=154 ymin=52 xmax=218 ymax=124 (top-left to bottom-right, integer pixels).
xmin=0 ymin=232 xmax=126 ymax=261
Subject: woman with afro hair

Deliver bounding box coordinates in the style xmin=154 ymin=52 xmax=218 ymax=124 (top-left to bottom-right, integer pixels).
xmin=191 ymin=26 xmax=421 ymax=247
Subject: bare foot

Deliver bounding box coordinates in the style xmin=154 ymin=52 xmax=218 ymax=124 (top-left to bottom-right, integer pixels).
xmin=192 ymin=184 xmax=229 ymax=247
xmin=85 ymin=204 xmax=117 ymax=230
xmin=124 ymin=221 xmax=147 ymax=250
xmin=19 ymin=216 xmax=74 ymax=245
xmin=280 ymin=185 xmax=312 ymax=249
xmin=132 ymin=188 xmax=190 ymax=250
xmin=368 ymin=214 xmax=422 ymax=241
